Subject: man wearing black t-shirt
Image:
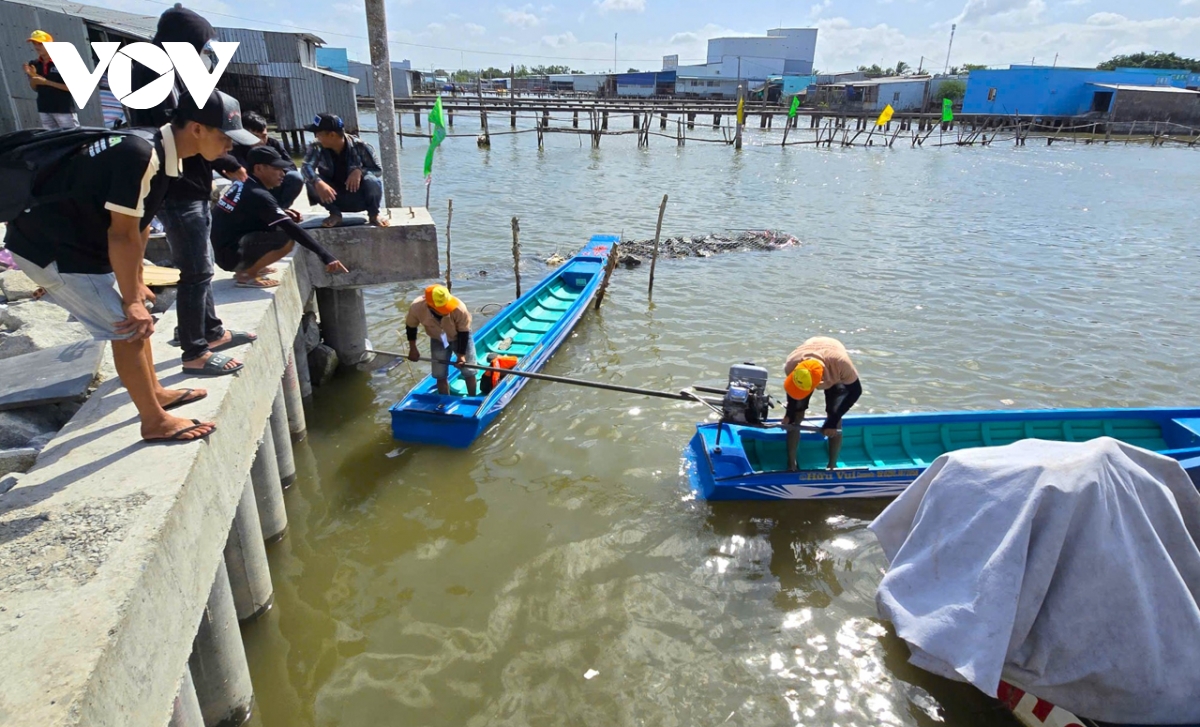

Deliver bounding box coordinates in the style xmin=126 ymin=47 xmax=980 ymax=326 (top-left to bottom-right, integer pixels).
xmin=24 ymin=30 xmax=78 ymax=129
xmin=212 ymin=145 xmax=347 ymax=287
xmin=233 ymin=112 xmax=303 ymax=208
xmin=2 ymin=98 xmax=251 ymax=442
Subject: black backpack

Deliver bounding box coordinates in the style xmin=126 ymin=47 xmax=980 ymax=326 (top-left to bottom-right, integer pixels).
xmin=0 ymin=126 xmax=156 ymax=223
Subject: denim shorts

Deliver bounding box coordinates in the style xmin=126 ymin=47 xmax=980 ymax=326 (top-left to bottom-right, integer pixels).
xmin=9 ymin=254 xmax=134 ymax=341
xmin=429 ymin=333 xmax=476 ymax=379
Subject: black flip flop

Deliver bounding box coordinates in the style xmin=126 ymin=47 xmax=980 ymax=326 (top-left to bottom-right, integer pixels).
xmin=185 ymin=352 xmax=244 ymax=377
xmin=163 ymin=388 xmax=207 ymax=411
xmin=209 ymin=331 xmax=257 ymax=353
xmin=144 ymin=419 xmax=215 ymax=444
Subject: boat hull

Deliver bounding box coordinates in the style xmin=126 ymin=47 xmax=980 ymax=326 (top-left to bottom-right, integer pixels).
xmin=389 ymin=234 xmax=614 ymax=448
xmin=688 ymin=407 xmax=1200 ymax=501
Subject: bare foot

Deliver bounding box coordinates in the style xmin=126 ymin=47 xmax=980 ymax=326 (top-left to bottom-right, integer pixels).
xmin=321 ymin=212 xmax=343 ymax=228
xmin=142 ymin=415 xmax=216 ymax=442
xmin=234 ymin=273 xmax=279 ymax=288
xmin=182 ymin=351 xmax=241 ymax=373
xmin=369 ymin=215 xmax=390 ymax=227
xmin=159 ymin=387 xmax=207 ymax=408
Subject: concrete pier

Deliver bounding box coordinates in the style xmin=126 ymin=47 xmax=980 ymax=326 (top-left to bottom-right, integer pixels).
xmin=224 ymin=477 xmax=274 ymax=621
xmin=270 ymin=383 xmax=297 ymax=488
xmin=169 ymin=668 xmax=203 ymax=727
xmin=189 ymin=560 xmax=254 ymax=726
xmin=250 ymin=427 xmax=288 ymax=543
xmin=281 ymin=349 xmax=308 ymax=440
xmin=0 ymin=207 xmax=439 ymax=726
xmin=316 ymin=288 xmax=369 ymax=369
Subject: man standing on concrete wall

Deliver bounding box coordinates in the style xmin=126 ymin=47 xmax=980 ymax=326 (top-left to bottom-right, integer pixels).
xmin=126 ymin=5 xmax=257 ymax=377
xmin=23 ymin=30 xmax=78 ymax=130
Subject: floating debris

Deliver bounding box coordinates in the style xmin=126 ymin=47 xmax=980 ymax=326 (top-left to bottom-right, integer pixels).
xmin=616 ymin=230 xmax=800 ymax=260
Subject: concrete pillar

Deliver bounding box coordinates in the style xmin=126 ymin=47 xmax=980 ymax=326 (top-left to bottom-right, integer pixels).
xmin=364 ymin=0 xmax=402 ymax=206
xmin=291 ymin=332 xmax=313 ymax=402
xmin=316 ymin=288 xmax=369 ymax=370
xmin=270 ymin=383 xmax=297 ymax=489
xmin=633 ymin=113 xmax=639 ymax=128
xmin=712 ymin=113 xmax=720 ymax=128
xmin=169 ymin=667 xmax=203 ymax=727
xmin=224 ymin=476 xmax=274 ymax=622
xmin=602 ymin=111 xmax=608 ymax=130
xmin=281 ymin=349 xmax=308 ymax=441
xmin=189 ymin=560 xmax=254 ymax=727
xmin=687 ymin=112 xmax=695 ymax=129
xmin=251 ymin=426 xmax=288 ymax=542
xmin=572 ymin=110 xmax=578 ymax=128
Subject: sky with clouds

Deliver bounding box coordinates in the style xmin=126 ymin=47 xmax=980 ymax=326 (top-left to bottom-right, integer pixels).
xmin=107 ymin=0 xmax=1200 ymax=74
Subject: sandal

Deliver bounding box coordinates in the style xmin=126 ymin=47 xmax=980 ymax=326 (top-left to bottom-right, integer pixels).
xmin=209 ymin=330 xmax=257 ymax=353
xmin=144 ymin=419 xmax=215 ymax=443
xmin=235 ymin=277 xmax=280 ymax=289
xmin=185 ymin=352 xmax=243 ymax=377
xmin=163 ymin=388 xmax=207 ymax=411
xmin=321 ymin=211 xmax=343 ymax=228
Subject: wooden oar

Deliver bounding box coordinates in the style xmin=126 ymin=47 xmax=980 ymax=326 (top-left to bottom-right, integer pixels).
xmin=366 ymin=349 xmax=823 ymax=433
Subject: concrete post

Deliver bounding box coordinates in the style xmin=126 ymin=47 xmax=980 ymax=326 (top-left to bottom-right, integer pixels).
xmin=281 ymin=350 xmax=308 ymax=441
xmin=189 ymin=560 xmax=254 ymax=727
xmin=270 ymin=383 xmax=297 ymax=489
xmin=224 ymin=476 xmax=275 ymax=622
xmin=169 ymin=667 xmax=203 ymax=727
xmin=364 ymin=0 xmax=402 ymax=206
xmin=251 ymin=426 xmax=288 ymax=542
xmin=291 ymin=333 xmax=313 ymax=402
xmin=316 ymin=288 xmax=369 ymax=370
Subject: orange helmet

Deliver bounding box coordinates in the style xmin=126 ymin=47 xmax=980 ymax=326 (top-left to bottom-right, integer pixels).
xmin=424 ymin=284 xmax=458 ymax=315
xmin=784 ymin=358 xmax=824 ymax=399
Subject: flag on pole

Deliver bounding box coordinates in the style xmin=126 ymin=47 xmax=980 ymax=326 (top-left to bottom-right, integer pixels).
xmin=942 ymin=98 xmax=954 ymax=123
xmin=424 ymin=95 xmax=447 ymax=179
xmin=788 ymin=95 xmax=800 ymax=118
xmin=736 ymin=96 xmax=745 ymax=126
xmin=875 ymin=104 xmax=894 ymax=127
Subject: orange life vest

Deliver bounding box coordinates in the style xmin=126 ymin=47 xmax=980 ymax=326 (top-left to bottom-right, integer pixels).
xmin=482 ymin=355 xmax=518 ymax=393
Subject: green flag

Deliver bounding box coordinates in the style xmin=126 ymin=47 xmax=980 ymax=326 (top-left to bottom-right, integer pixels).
xmin=788 ymin=95 xmax=800 ymax=118
xmin=942 ymin=98 xmax=954 ymax=123
xmin=424 ymin=95 xmax=447 ymax=179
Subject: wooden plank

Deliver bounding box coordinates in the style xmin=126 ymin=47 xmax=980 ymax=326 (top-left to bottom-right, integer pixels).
xmin=142 ymin=266 xmax=181 ymax=287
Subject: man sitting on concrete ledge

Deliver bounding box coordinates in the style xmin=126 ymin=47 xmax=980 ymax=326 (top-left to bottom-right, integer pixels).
xmin=301 ymin=113 xmax=390 ymax=229
xmin=1 ymin=110 xmax=241 ymax=441
xmin=212 ymin=145 xmax=349 ymax=289
xmin=233 ymin=112 xmax=303 ymax=208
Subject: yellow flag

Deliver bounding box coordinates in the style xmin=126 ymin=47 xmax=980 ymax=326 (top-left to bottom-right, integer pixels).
xmin=876 ymin=104 xmax=895 ymax=127
xmin=737 ymin=97 xmax=745 ymax=126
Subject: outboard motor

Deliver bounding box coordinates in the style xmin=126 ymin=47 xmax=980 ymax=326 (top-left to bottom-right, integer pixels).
xmin=722 ymin=362 xmax=771 ymax=425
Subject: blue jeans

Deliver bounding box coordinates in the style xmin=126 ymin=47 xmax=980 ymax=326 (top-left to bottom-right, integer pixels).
xmin=311 ymin=173 xmax=383 ymax=217
xmin=274 ymin=170 xmax=304 ymax=208
xmin=158 ymin=198 xmax=224 ymax=363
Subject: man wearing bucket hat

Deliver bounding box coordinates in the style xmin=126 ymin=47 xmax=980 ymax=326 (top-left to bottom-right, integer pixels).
xmin=405 ymin=285 xmax=478 ymax=396
xmin=24 ymin=30 xmax=78 ymax=129
xmin=781 ymin=336 xmax=863 ymax=472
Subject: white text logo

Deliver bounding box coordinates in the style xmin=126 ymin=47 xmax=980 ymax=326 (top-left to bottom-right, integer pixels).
xmin=43 ymin=41 xmax=238 ymax=110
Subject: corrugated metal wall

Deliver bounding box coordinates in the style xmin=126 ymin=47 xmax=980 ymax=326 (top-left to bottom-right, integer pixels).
xmin=0 ymin=0 xmax=104 ymax=132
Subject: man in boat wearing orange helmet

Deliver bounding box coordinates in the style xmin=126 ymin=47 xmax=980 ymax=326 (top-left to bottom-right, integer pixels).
xmin=405 ymin=285 xmax=478 ymax=396
xmin=781 ymin=336 xmax=863 ymax=472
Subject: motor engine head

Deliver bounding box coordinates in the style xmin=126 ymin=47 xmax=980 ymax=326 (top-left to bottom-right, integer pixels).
xmin=722 ymin=362 xmax=771 ymax=425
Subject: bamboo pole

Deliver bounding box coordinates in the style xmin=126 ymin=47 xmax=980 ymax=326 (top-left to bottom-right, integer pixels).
xmin=647 ymin=194 xmax=668 ymax=299
xmin=595 ymin=242 xmax=620 ymax=310
xmin=444 ymin=199 xmax=453 ymax=290
xmin=511 ymin=216 xmax=521 ymax=298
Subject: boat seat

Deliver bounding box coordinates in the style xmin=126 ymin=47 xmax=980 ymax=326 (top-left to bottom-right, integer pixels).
xmin=550 ymin=287 xmax=581 ymax=302
xmin=488 ymin=342 xmax=532 ymax=356
xmin=540 ymin=296 xmax=573 ymax=311
xmin=526 ymin=306 xmax=559 ymax=323
xmin=514 ymin=317 xmax=553 ymax=333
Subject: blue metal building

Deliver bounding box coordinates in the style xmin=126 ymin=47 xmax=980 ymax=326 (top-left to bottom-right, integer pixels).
xmin=963 ymin=66 xmax=1200 ymax=117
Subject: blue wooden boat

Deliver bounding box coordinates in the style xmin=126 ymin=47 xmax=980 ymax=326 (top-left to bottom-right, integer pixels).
xmin=389 ymin=234 xmax=614 ymax=448
xmin=686 ymin=407 xmax=1200 ymax=501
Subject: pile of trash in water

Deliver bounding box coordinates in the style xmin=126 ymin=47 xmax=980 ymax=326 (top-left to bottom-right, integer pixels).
xmin=545 ymin=230 xmax=800 ymax=268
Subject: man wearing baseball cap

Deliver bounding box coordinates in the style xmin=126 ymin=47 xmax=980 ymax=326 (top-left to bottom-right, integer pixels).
xmin=302 ymin=113 xmax=389 ymax=228
xmin=24 ymin=30 xmax=78 ymax=129
xmin=781 ymin=336 xmax=863 ymax=472
xmin=405 ymin=285 xmax=478 ymax=396
xmin=211 ymin=145 xmax=348 ymax=288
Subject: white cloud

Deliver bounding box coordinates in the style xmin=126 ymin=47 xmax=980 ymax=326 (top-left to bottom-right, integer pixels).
xmin=541 ymin=31 xmax=577 ymax=47
xmin=669 ymin=31 xmax=698 ymax=43
xmin=465 ymin=23 xmax=487 ymax=36
xmin=1065 ymin=0 xmax=1089 ymax=5
xmin=499 ymin=4 xmax=542 ymax=27
xmin=595 ymin=0 xmax=646 ymax=13
xmin=1086 ymin=12 xmax=1126 ymax=25
xmin=954 ymin=0 xmax=1044 ymax=24
xmin=541 ymin=3 xmax=556 ymax=11
xmin=810 ymin=0 xmax=833 ymax=18
xmin=1180 ymin=0 xmax=1199 ymax=5
xmin=426 ymin=22 xmax=444 ymax=31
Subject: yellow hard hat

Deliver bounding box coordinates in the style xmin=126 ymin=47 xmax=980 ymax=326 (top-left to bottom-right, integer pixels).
xmin=424 ymin=284 xmax=458 ymax=315
xmin=784 ymin=359 xmax=824 ymax=400
xmin=28 ymin=30 xmax=53 ymax=43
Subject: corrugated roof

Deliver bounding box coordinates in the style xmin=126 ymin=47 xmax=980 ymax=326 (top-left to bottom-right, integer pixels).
xmin=1089 ymin=83 xmax=1200 ymax=95
xmin=4 ymin=0 xmax=158 ymax=38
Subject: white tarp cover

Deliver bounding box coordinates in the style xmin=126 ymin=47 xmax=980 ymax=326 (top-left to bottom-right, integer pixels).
xmin=870 ymin=437 xmax=1200 ymax=724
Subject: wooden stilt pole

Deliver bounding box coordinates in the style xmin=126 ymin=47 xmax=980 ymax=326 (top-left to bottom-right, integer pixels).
xmin=444 ymin=199 xmax=453 ymax=290
xmin=511 ymin=216 xmax=521 ymax=298
xmin=647 ymin=194 xmax=668 ymax=299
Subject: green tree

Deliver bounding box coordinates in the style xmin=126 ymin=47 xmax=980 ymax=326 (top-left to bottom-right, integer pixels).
xmin=895 ymin=60 xmax=909 ymax=75
xmin=938 ymin=79 xmax=966 ymax=102
xmin=1097 ymin=52 xmax=1200 ymax=72
xmin=962 ymin=63 xmax=988 ymax=72
xmin=626 ymin=67 xmax=641 ymax=73
xmin=857 ymin=64 xmax=892 ymax=78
